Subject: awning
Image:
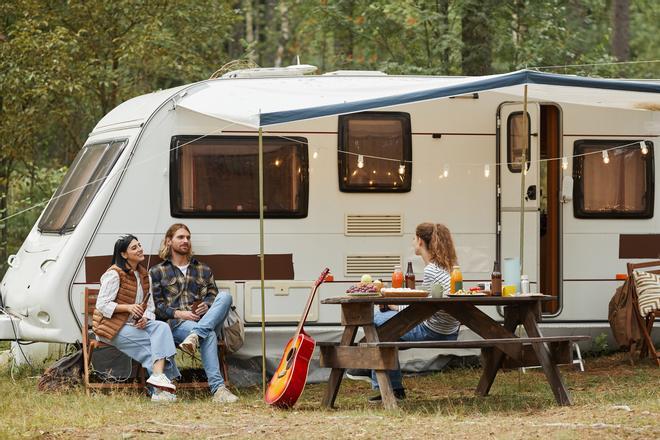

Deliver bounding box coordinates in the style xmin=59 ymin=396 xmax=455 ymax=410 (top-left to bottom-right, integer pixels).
xmin=176 ymin=69 xmax=660 ymax=128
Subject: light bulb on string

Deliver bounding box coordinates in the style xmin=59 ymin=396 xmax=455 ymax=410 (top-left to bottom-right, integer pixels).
xmin=483 ymin=164 xmax=490 ymax=178
xmin=640 ymin=141 xmax=648 ymax=155
xmin=398 ymin=163 xmax=406 ymax=175
xmin=357 ymin=154 xmax=364 ymax=169
xmin=312 ymin=150 xmax=319 ymax=159
xmin=561 ymin=157 xmax=568 ymax=170
xmin=602 ymin=150 xmax=610 ymax=164
xmin=443 ymin=164 xmax=449 ymax=178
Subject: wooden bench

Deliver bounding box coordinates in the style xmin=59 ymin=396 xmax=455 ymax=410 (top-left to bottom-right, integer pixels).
xmin=319 ymin=335 xmax=590 ymax=370
xmin=82 ymin=287 xmax=230 ymax=393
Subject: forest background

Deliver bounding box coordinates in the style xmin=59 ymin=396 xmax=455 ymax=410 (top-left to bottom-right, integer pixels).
xmin=0 ymin=0 xmax=658 ymax=276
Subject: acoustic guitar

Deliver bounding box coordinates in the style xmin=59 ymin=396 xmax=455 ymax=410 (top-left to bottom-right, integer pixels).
xmin=264 ymin=268 xmax=330 ymax=408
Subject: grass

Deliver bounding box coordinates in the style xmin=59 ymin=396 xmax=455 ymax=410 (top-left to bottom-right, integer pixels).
xmin=0 ymin=352 xmax=658 ymax=439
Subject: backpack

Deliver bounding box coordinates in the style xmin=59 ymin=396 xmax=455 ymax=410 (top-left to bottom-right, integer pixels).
xmin=221 ymin=305 xmax=244 ymax=354
xmin=37 ymin=349 xmax=84 ymax=392
xmin=608 ymin=278 xmax=641 ymax=349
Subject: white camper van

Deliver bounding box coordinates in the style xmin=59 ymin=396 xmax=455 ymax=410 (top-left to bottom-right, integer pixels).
xmin=1 ymin=68 xmax=658 ymax=369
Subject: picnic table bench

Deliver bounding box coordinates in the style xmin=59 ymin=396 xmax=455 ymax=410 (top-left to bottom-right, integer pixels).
xmin=318 ymin=295 xmax=590 ymax=409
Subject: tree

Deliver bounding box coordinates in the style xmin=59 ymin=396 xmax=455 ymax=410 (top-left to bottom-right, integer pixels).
xmin=612 ymin=0 xmax=630 ymax=61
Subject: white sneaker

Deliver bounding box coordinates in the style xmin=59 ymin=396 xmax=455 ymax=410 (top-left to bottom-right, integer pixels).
xmin=151 ymin=388 xmax=177 ymax=402
xmin=146 ymin=373 xmax=176 ymax=391
xmin=179 ymin=332 xmax=199 ymax=356
xmin=212 ymin=385 xmax=239 ymax=403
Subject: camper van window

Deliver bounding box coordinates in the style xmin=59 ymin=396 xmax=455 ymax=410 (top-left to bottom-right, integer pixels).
xmin=170 ymin=135 xmax=308 ymax=218
xmin=507 ymin=112 xmax=531 ymax=173
xmin=573 ymin=140 xmax=654 ymax=219
xmin=338 ymin=112 xmax=412 ymax=192
xmin=38 ymin=140 xmax=127 ymax=233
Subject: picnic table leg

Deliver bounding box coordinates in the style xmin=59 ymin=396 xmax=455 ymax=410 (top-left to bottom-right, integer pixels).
xmin=321 ymin=325 xmax=358 ymax=408
xmin=475 ymin=306 xmax=520 ymax=396
xmin=520 ymin=307 xmax=573 ymax=406
xmin=363 ymin=325 xmax=398 ymax=410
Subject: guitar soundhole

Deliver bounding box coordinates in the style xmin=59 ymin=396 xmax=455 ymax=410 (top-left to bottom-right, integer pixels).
xmin=286 ymin=347 xmax=296 ymax=362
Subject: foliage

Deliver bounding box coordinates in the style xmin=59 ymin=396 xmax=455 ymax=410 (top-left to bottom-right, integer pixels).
xmin=0 ymin=0 xmax=658 ymax=275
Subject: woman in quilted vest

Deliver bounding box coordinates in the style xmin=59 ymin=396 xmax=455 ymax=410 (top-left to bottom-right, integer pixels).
xmin=94 ymin=234 xmax=180 ymax=402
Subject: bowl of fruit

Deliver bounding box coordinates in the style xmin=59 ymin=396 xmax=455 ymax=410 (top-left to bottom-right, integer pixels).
xmin=346 ymin=274 xmax=384 ymax=297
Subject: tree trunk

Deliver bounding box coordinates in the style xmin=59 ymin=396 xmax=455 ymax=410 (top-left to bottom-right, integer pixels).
xmin=461 ymin=0 xmax=493 ymax=75
xmin=612 ymin=0 xmax=630 ymax=61
xmin=436 ymin=0 xmax=450 ymax=72
xmin=244 ymin=0 xmax=256 ymax=62
xmin=274 ymin=1 xmax=290 ymax=67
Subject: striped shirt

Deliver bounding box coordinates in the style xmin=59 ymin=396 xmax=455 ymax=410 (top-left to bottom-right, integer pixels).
xmin=421 ymin=262 xmax=461 ymax=335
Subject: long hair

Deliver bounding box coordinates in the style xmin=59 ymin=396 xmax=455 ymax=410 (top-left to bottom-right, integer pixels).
xmin=158 ymin=223 xmax=192 ymax=260
xmin=112 ymin=234 xmax=140 ymax=273
xmin=415 ymin=223 xmax=457 ymax=271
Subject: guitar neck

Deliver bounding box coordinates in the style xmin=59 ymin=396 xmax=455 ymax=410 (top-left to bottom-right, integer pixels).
xmin=293 ymin=268 xmax=328 ymax=337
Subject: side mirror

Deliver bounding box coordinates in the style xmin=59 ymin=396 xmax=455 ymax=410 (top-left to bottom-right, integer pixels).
xmin=561 ymin=176 xmax=573 ymax=203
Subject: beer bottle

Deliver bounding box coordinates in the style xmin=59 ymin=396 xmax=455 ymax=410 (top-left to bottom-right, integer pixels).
xmin=491 ymin=261 xmax=502 ymax=296
xmin=405 ymin=262 xmax=416 ymax=289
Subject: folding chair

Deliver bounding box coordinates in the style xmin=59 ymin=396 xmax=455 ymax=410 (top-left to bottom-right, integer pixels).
xmin=81 ymin=288 xmax=146 ymax=394
xmin=626 ymin=261 xmax=660 ymax=367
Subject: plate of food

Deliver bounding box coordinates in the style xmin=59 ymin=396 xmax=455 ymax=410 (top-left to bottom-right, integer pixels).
xmin=380 ymin=287 xmax=429 ymax=298
xmin=447 ymin=289 xmax=488 ymax=297
xmin=346 ymin=280 xmax=383 ymax=297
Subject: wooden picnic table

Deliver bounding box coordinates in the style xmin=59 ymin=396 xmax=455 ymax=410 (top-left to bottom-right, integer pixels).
xmin=319 ymin=295 xmax=588 ymax=409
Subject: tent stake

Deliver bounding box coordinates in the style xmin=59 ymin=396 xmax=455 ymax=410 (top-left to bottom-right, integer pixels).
xmin=258 ymin=127 xmax=266 ymax=396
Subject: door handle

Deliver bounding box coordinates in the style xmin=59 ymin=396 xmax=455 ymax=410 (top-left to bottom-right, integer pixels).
xmin=526 ymin=185 xmax=537 ymax=201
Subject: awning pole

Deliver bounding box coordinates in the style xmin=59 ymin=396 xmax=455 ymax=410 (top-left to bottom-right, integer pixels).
xmin=519 ymin=85 xmax=528 ymax=278
xmin=258 ymin=127 xmax=266 ymax=397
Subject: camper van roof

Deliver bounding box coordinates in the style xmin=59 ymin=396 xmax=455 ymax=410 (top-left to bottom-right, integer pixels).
xmin=96 ymin=70 xmax=660 ymax=131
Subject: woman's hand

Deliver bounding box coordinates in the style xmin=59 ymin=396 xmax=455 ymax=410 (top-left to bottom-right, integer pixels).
xmin=127 ymin=303 xmax=145 ymax=319
xmin=135 ymin=316 xmax=148 ymax=329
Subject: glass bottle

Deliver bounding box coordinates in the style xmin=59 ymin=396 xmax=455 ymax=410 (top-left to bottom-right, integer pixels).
xmin=491 ymin=261 xmax=502 ymax=296
xmin=405 ymin=262 xmax=416 ymax=289
xmin=450 ymin=265 xmax=463 ymax=293
xmin=392 ymin=265 xmax=404 ymax=288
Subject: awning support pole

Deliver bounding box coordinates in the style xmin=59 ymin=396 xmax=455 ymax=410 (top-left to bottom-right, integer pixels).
xmin=258 ymin=127 xmax=266 ymax=396
xmin=519 ymin=85 xmax=528 ymax=278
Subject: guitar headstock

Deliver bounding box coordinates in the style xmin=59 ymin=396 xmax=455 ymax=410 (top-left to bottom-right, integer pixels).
xmin=314 ymin=268 xmax=330 ymax=287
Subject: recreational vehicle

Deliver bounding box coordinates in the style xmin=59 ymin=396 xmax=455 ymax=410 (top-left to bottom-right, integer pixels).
xmin=1 ymin=68 xmax=658 ymax=374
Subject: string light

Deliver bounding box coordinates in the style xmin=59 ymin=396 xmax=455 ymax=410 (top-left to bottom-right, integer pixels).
xmin=313 ymin=150 xmax=319 ymax=159
xmin=483 ymin=164 xmax=490 ymax=178
xmin=398 ymin=163 xmax=406 ymax=175
xmin=602 ymin=150 xmax=610 ymax=164
xmin=640 ymin=141 xmax=648 ymax=155
xmin=443 ymin=164 xmax=449 ymax=178
xmin=561 ymin=157 xmax=568 ymax=170
xmin=357 ymin=154 xmax=364 ymax=169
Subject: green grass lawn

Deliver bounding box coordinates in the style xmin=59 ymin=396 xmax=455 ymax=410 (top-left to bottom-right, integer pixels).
xmin=0 ymin=352 xmax=658 ymax=439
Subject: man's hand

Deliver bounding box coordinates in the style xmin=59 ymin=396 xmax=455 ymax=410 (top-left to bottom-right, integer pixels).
xmin=175 ymin=310 xmax=200 ymax=321
xmin=194 ymin=302 xmax=209 ymax=316
xmin=135 ymin=316 xmax=148 ymax=329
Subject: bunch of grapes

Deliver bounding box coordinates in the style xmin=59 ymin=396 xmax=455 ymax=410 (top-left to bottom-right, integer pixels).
xmin=346 ymin=283 xmax=379 ymax=293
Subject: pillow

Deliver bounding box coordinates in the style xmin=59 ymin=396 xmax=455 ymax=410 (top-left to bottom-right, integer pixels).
xmin=632 ymin=270 xmax=660 ymax=316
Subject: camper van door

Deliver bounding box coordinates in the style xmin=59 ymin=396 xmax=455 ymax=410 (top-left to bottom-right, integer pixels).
xmin=498 ymin=103 xmax=541 ymax=291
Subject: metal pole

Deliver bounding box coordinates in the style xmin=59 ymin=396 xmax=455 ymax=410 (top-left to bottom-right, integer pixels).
xmin=519 ymin=85 xmax=528 ymax=277
xmin=258 ymin=127 xmax=266 ymax=396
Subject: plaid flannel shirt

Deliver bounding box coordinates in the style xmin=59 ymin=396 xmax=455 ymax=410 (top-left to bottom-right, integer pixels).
xmin=150 ymin=257 xmax=218 ymax=327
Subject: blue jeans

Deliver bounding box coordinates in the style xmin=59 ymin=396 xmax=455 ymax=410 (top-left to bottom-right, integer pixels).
xmin=371 ymin=309 xmax=459 ymax=390
xmin=107 ymin=320 xmax=180 ymax=381
xmin=171 ymin=292 xmax=232 ymax=394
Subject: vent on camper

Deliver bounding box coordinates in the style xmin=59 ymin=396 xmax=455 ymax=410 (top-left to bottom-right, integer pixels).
xmin=345 ymin=214 xmax=403 ymax=236
xmin=345 ymin=255 xmax=402 ymax=277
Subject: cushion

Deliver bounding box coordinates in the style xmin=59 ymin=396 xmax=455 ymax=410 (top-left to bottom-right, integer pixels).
xmin=632 ymin=270 xmax=660 ymax=316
